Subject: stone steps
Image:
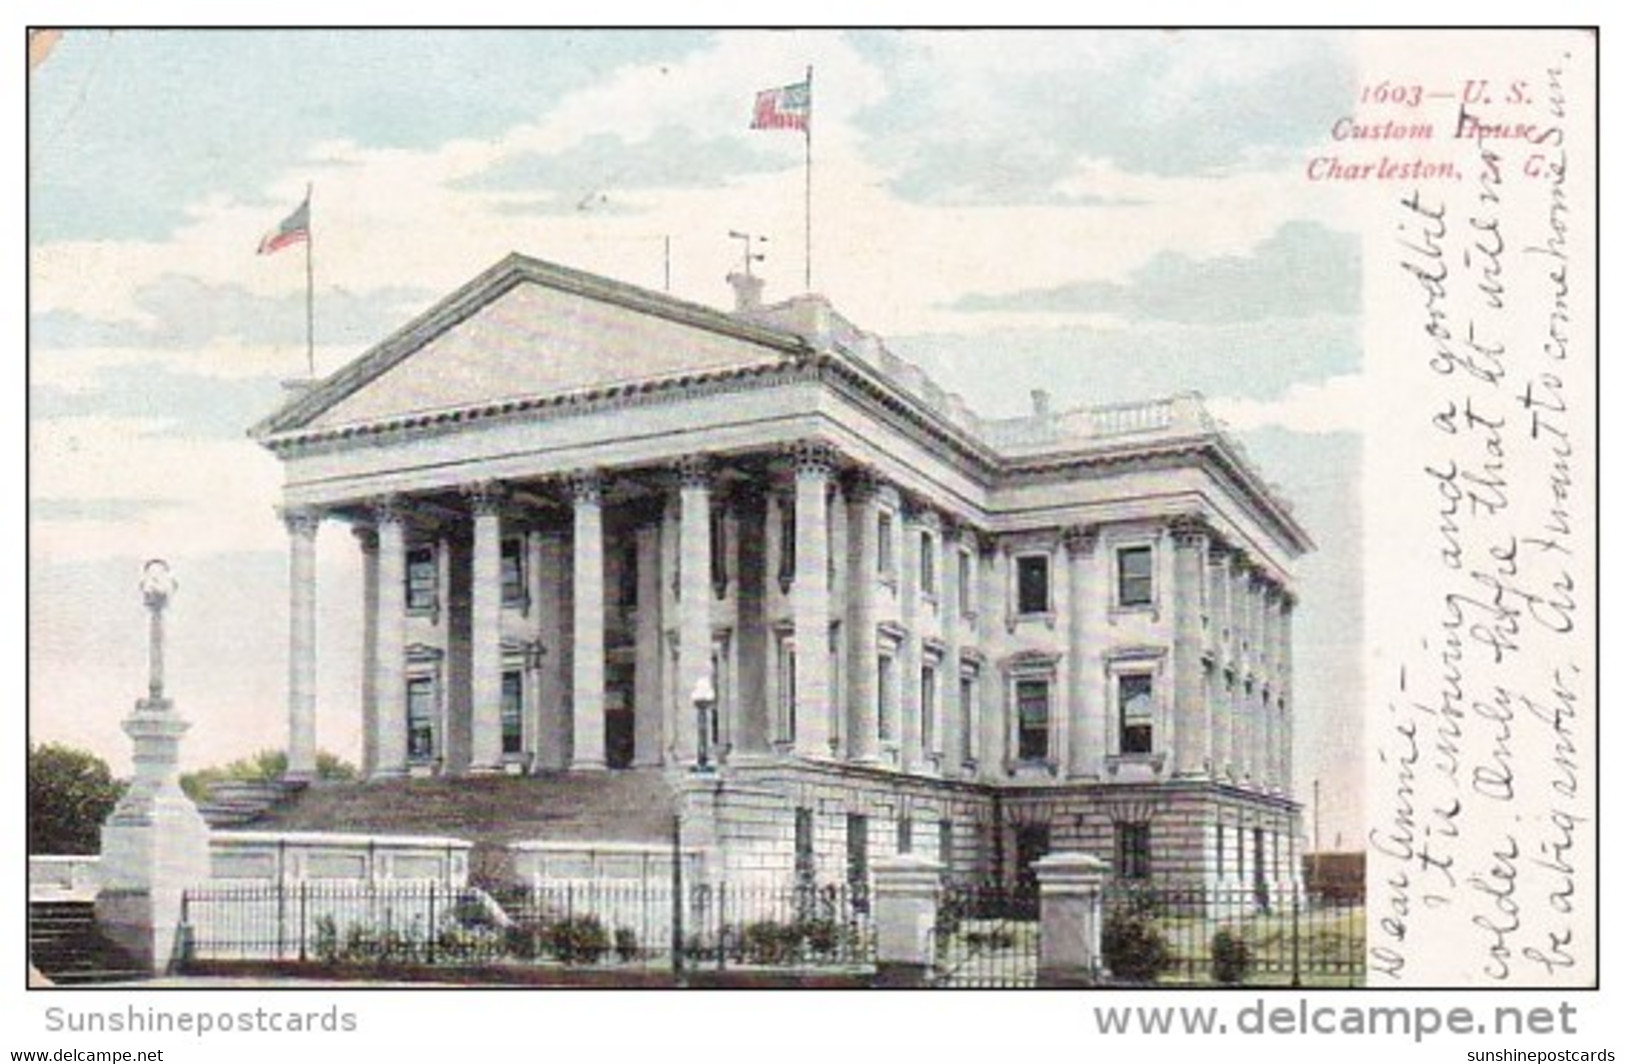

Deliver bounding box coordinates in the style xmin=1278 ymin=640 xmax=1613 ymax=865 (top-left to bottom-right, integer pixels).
xmin=245 ymin=769 xmax=678 ymax=847
xmin=197 ymin=778 xmax=308 ymax=828
xmin=28 ymin=901 xmax=147 ymax=985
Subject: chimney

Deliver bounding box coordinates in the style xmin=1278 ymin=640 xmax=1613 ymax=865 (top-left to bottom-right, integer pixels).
xmin=1031 ymin=389 xmax=1052 ymax=417
xmin=727 ymin=270 xmax=765 ymax=312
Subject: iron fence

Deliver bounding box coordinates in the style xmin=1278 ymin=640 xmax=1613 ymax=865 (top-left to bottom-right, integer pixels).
xmin=1102 ymin=882 xmax=1365 ymax=987
xmin=930 ymin=883 xmax=1040 ymax=988
xmin=180 ymin=879 xmax=874 ymax=975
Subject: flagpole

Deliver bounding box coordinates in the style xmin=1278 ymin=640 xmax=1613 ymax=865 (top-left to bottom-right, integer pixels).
xmin=304 ymin=183 xmax=315 ymax=378
xmin=804 ymin=65 xmax=813 ymax=293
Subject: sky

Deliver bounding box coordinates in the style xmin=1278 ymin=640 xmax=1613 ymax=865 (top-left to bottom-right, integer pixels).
xmin=28 ymin=28 xmax=1367 ymax=847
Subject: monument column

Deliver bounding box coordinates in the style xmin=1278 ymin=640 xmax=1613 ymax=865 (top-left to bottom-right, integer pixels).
xmin=282 ymin=507 xmax=320 ymax=780
xmin=467 ymin=481 xmax=506 ymax=773
xmin=569 ymin=471 xmax=607 ymax=770
xmin=373 ymin=498 xmax=409 ymax=778
xmin=95 ymin=560 xmax=210 ymax=973
xmin=675 ymin=456 xmax=712 ymax=765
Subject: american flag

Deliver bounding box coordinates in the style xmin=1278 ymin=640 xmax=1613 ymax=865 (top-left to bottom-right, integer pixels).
xmin=750 ymin=77 xmax=811 ymax=132
xmin=257 ymin=195 xmax=310 ymax=255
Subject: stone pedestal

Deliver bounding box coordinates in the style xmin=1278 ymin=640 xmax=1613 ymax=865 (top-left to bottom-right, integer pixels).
xmin=96 ymin=702 xmax=210 ymax=974
xmin=1033 ymin=851 xmax=1108 ymax=987
xmin=96 ymin=561 xmax=211 ymax=974
xmin=871 ymin=853 xmax=941 ymax=987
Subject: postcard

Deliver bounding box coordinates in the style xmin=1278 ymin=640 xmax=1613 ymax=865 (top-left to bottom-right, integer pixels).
xmin=21 ymin=23 xmax=1600 ymax=1048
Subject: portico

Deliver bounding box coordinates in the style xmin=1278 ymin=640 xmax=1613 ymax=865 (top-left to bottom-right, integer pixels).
xmin=255 ymin=251 xmax=1312 ymax=894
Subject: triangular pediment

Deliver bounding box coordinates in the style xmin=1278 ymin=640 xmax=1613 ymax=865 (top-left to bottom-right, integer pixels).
xmin=257 ymin=254 xmax=805 ymax=438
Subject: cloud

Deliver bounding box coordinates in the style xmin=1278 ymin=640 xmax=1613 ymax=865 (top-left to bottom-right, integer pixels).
xmin=853 ymin=30 xmax=1352 ymax=203
xmin=30 ymin=415 xmax=284 ymax=563
xmin=947 ymin=220 xmax=1358 ymax=324
xmin=1205 ymin=373 xmax=1372 ymax=434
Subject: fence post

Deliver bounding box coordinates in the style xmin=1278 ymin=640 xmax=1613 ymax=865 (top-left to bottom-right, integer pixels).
xmin=871 ymin=853 xmax=942 ymax=988
xmin=298 ymin=882 xmax=308 ymax=963
xmin=1033 ymin=852 xmax=1108 ymax=987
xmin=1291 ymin=890 xmax=1302 ymax=988
xmin=671 ymin=814 xmax=686 ymax=985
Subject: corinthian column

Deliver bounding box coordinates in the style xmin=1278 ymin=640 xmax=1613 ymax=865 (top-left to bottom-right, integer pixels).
xmin=674 ymin=456 xmax=712 ymax=765
xmin=467 ymin=481 xmax=506 ymax=773
xmin=373 ymin=498 xmax=408 ymax=778
xmin=1063 ymin=523 xmax=1100 ymax=778
xmin=790 ymin=442 xmax=835 ymax=757
xmin=1170 ymin=516 xmax=1210 ymax=778
xmin=282 ymin=506 xmax=321 ymax=781
xmin=845 ymin=470 xmax=881 ymax=764
xmin=569 ymin=471 xmax=607 ymax=770
xmin=354 ymin=525 xmax=379 ymax=779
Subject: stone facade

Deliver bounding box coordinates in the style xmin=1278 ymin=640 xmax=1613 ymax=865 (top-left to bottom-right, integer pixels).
xmin=253 ymin=253 xmax=1312 ymax=897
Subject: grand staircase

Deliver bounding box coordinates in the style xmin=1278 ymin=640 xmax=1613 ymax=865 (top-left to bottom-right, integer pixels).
xmin=28 ymin=901 xmax=147 ymax=985
xmin=243 ymin=769 xmax=678 ymax=848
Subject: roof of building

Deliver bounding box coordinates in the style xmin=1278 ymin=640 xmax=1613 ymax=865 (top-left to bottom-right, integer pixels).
xmin=252 ymin=251 xmax=1312 ymax=553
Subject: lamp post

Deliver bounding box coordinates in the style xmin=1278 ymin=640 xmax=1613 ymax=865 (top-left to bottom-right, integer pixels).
xmin=691 ymin=674 xmax=717 ymax=772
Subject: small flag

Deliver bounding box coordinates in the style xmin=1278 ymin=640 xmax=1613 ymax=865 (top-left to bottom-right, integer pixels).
xmin=257 ymin=196 xmax=310 ymax=255
xmin=750 ymin=76 xmax=811 ymax=132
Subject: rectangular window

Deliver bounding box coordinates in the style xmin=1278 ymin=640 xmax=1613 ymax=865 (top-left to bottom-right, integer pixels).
xmin=1016 ymin=554 xmax=1050 ymax=615
xmin=877 ymin=653 xmax=896 ymax=742
xmin=877 ymin=511 xmax=895 ymax=576
xmin=407 ymin=676 xmax=436 ymax=761
xmin=501 ymin=670 xmax=524 ymax=755
xmin=501 ymin=537 xmax=526 ymax=607
xmin=939 ymin=819 xmax=954 ymax=872
xmin=1016 ymin=678 xmax=1050 ymax=762
xmin=778 ymin=639 xmax=797 ymax=743
xmin=897 ymin=815 xmax=913 ymax=855
xmin=920 ymin=532 xmax=937 ymax=596
xmin=1118 ymin=545 xmax=1154 ymax=608
xmin=794 ymin=807 xmax=815 ymax=884
xmin=1119 ymin=673 xmax=1154 ymax=754
xmin=958 ymin=550 xmax=975 ymax=616
xmin=846 ymin=813 xmax=869 ymax=901
xmin=1115 ymin=822 xmax=1152 ymax=880
xmin=959 ymin=674 xmax=978 ymax=764
xmin=920 ymin=663 xmax=938 ymax=755
xmin=1216 ymin=823 xmax=1226 ymax=875
xmin=778 ymin=497 xmax=796 ymax=589
xmin=406 ymin=546 xmax=437 ymax=612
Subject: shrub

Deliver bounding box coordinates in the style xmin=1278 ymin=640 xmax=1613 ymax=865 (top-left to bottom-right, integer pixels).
xmin=544 ymin=914 xmax=610 ymax=965
xmin=738 ymin=919 xmax=803 ymax=965
xmin=1102 ymin=907 xmax=1173 ymax=983
xmin=613 ymin=927 xmax=640 ymax=963
xmin=312 ymin=915 xmax=341 ymax=966
xmin=1211 ymin=927 xmax=1253 ymax=984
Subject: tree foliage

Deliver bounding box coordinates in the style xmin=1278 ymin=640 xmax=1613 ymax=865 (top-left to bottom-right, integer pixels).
xmin=28 ymin=743 xmax=126 ymax=855
xmin=180 ymin=748 xmax=357 ymax=801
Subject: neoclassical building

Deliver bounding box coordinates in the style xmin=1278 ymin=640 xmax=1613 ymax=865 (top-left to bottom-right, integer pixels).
xmin=252 ymin=253 xmax=1312 ymax=899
